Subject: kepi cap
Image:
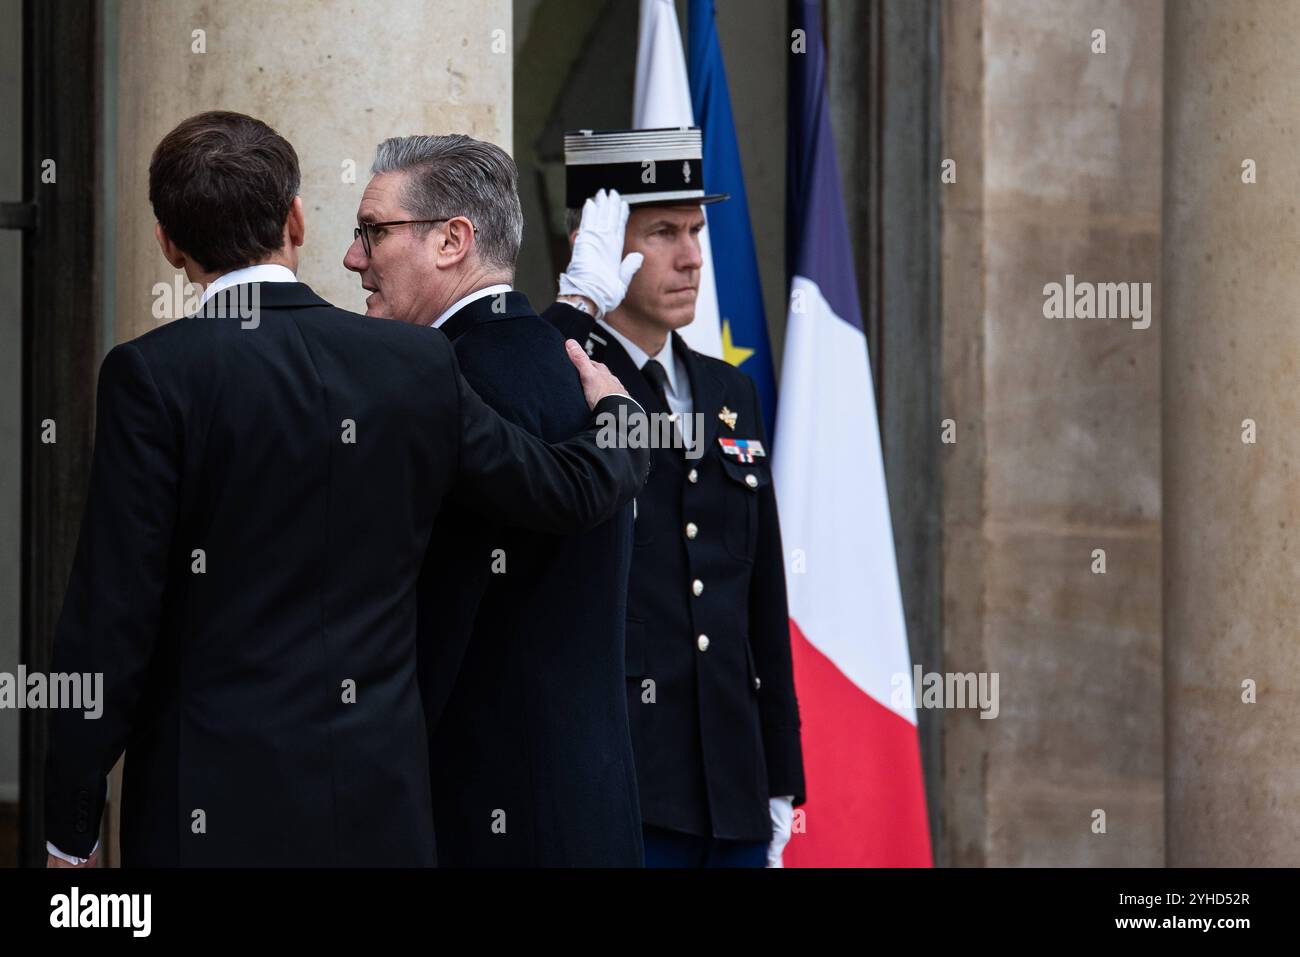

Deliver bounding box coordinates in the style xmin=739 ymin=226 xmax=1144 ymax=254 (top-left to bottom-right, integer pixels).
xmin=564 ymin=127 xmax=729 ymax=208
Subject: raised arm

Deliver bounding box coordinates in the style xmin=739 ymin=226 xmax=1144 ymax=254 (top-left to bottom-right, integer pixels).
xmin=452 ymin=340 xmax=647 ymax=533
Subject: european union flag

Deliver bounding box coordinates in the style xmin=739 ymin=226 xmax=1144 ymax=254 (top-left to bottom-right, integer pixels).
xmin=688 ymin=0 xmax=778 ymax=437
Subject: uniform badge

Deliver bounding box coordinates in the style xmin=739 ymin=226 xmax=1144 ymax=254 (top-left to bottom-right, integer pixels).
xmin=719 ymin=438 xmax=765 ymax=464
xmin=718 ymin=406 xmax=738 ymax=430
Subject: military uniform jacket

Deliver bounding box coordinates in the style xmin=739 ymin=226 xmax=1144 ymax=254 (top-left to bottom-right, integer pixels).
xmin=545 ymin=303 xmax=807 ymax=842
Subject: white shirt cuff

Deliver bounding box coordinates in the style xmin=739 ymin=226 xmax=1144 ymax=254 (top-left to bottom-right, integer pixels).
xmin=47 ymin=839 xmax=99 ymax=865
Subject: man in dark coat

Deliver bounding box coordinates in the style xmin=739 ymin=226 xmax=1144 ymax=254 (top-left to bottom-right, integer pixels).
xmin=343 ymin=136 xmax=647 ymax=865
xmin=43 ymin=111 xmax=646 ymax=868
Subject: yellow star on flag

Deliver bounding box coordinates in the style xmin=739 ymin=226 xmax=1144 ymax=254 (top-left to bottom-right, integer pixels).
xmin=721 ymin=319 xmax=754 ymax=368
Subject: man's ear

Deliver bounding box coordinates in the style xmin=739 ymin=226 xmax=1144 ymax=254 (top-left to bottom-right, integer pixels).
xmin=436 ymin=215 xmax=474 ymax=268
xmin=154 ymin=222 xmax=186 ymax=269
xmin=286 ymin=196 xmax=306 ymax=248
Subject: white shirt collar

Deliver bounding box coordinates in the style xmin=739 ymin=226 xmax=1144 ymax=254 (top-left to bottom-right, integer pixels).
xmin=597 ymin=319 xmax=682 ymax=398
xmin=431 ymin=283 xmax=513 ymax=329
xmin=198 ymin=263 xmax=297 ymax=306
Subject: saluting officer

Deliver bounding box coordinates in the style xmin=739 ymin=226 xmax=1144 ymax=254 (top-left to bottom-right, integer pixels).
xmin=545 ymin=127 xmax=806 ymax=868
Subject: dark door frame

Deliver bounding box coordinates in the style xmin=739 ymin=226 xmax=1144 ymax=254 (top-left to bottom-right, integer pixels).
xmin=17 ymin=0 xmax=102 ymax=867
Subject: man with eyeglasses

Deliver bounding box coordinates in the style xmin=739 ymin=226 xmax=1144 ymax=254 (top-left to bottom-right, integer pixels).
xmin=344 ymin=135 xmax=646 ymax=866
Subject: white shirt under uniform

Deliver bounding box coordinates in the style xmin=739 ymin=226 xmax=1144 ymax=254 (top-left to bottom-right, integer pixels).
xmin=596 ymin=319 xmax=695 ymax=449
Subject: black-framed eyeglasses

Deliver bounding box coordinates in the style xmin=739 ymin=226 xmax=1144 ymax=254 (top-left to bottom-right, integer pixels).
xmin=353 ymin=218 xmax=454 ymax=257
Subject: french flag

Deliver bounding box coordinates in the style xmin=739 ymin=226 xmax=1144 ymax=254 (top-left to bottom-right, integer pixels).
xmin=775 ymin=0 xmax=932 ymax=867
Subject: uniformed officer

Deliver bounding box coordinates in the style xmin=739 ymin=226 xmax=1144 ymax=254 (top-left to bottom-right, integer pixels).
xmin=545 ymin=127 xmax=806 ymax=867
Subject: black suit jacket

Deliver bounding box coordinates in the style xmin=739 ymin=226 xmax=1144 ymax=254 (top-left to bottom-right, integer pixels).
xmin=546 ymin=304 xmax=806 ymax=842
xmin=419 ymin=291 xmax=643 ymax=866
xmin=43 ymin=281 xmax=646 ymax=867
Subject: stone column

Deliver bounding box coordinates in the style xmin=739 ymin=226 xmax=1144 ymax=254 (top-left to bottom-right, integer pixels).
xmin=113 ymin=0 xmax=512 ymax=341
xmin=941 ymin=0 xmax=1165 ymax=865
xmin=1163 ymin=0 xmax=1300 ymax=866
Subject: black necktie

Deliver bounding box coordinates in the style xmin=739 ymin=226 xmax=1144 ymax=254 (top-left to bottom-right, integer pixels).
xmin=641 ymin=359 xmax=672 ymax=413
xmin=642 ymin=358 xmax=688 ymax=457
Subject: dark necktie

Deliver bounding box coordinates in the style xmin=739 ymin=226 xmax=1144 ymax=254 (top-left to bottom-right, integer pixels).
xmin=641 ymin=358 xmax=687 ymax=456
xmin=641 ymin=359 xmax=672 ymax=413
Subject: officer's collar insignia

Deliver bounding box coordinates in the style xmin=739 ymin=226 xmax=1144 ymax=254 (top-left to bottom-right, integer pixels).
xmin=718 ymin=406 xmax=738 ymax=430
xmin=719 ymin=437 xmax=765 ymax=463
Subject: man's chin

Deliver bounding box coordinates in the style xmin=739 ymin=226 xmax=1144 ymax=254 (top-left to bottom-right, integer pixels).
xmin=652 ymin=291 xmax=699 ymax=330
xmin=663 ymin=305 xmax=698 ymax=330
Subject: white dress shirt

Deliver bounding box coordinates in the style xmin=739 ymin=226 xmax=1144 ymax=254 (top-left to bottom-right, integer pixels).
xmin=47 ymin=839 xmax=98 ymax=866
xmin=431 ymin=283 xmax=512 ymax=329
xmin=597 ymin=319 xmax=695 ymax=448
xmin=197 ymin=262 xmax=298 ymax=306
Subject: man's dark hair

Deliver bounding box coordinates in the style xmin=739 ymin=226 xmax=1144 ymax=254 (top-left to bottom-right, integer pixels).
xmin=149 ymin=110 xmax=300 ymax=273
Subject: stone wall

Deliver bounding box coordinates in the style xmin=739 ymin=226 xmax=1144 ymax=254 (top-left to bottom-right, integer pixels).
xmin=1163 ymin=0 xmax=1300 ymax=866
xmin=112 ymin=0 xmax=512 ymax=341
xmin=940 ymin=0 xmax=1165 ymax=865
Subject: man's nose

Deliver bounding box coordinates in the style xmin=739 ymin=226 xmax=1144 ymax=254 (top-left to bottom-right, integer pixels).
xmin=343 ymin=236 xmax=368 ymax=272
xmin=678 ymin=233 xmax=704 ymax=271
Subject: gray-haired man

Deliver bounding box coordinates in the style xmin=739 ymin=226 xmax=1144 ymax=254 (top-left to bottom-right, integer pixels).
xmin=343 ymin=135 xmax=644 ymax=866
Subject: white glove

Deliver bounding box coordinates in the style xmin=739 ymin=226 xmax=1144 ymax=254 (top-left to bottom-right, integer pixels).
xmin=767 ymin=795 xmax=795 ymax=868
xmin=558 ymin=188 xmax=644 ymax=319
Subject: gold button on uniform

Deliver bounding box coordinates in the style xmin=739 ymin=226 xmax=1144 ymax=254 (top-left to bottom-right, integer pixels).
xmin=688 ymin=468 xmax=699 ymax=483
xmin=744 ymin=473 xmax=758 ymax=489
xmin=696 ymin=634 xmax=710 ymax=652
xmin=692 ymin=579 xmax=704 ymax=596
xmin=685 ymin=522 xmax=698 ymax=539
